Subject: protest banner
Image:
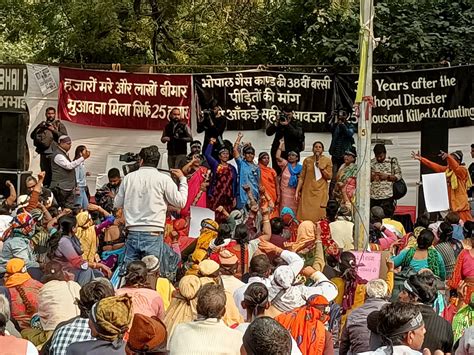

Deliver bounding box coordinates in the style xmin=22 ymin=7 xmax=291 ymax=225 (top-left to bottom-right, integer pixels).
xmin=58 ymin=67 xmax=192 ymax=130
xmin=0 ymin=65 xmax=27 ymax=112
xmin=194 ymin=66 xmax=473 ymax=132
xmin=194 ymin=70 xmax=334 ymax=131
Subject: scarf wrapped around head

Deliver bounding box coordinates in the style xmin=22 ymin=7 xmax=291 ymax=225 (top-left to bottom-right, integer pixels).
xmin=5 ymin=258 xmax=31 ymax=287
xmin=287 ymin=221 xmax=316 ymax=254
xmin=268 ymin=265 xmax=306 ymax=312
xmin=90 ymin=295 xmax=133 ymax=344
xmin=287 ymin=162 xmax=302 ymax=188
xmin=275 ymin=295 xmax=329 ymax=355
xmin=192 ymin=219 xmax=219 ymax=263
xmin=2 ymin=211 xmax=35 ymax=241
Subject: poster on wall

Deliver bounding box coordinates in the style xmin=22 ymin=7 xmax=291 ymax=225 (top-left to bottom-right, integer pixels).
xmin=58 ymin=67 xmax=193 ymax=130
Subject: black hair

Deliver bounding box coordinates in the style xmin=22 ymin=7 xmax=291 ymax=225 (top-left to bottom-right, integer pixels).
xmin=406 ymin=274 xmax=437 ymax=305
xmin=464 ymin=221 xmax=474 ymax=240
xmin=74 ymin=145 xmax=87 ymax=160
xmin=78 ymin=280 xmax=115 ymax=318
xmin=124 ymin=261 xmax=149 ymax=288
xmin=281 ymin=105 xmax=293 ymax=113
xmin=381 ymin=200 xmax=395 ymax=219
xmin=46 ymin=107 xmax=56 ymax=113
xmin=0 ymin=313 xmax=6 ymax=336
xmin=42 ymin=261 xmax=67 ymax=283
xmin=340 ymin=251 xmax=357 ymax=275
xmin=415 ymin=213 xmax=430 ymax=228
xmin=243 ymin=282 xmax=269 ymax=320
xmin=376 ymin=302 xmax=422 ymax=348
xmin=213 ymin=223 xmax=232 ymax=247
xmin=373 ymin=143 xmax=386 ymax=155
xmin=196 ymin=283 xmax=226 ymax=319
xmin=107 ymin=168 xmax=121 ymax=179
xmin=416 ymin=229 xmax=434 ymax=250
xmin=208 ymin=98 xmax=219 ymax=109
xmin=234 ymin=224 xmax=249 ymax=276
xmin=243 ymin=316 xmax=292 ymax=355
xmin=249 ymin=254 xmax=271 ymax=278
xmin=438 ymin=222 xmax=454 ymax=243
xmin=326 ymin=200 xmax=339 ymax=222
xmin=312 ymin=141 xmax=324 ymax=150
xmin=445 ymin=211 xmax=460 ymax=225
xmin=270 ymin=217 xmax=284 ymax=235
xmin=59 ymin=215 xmax=76 ymax=235
xmin=139 ymin=145 xmax=160 ymax=168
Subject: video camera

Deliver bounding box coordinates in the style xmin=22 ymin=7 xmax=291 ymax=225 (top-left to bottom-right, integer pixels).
xmin=119 ymin=152 xmax=140 ymax=176
xmin=279 ymin=112 xmax=289 ymax=123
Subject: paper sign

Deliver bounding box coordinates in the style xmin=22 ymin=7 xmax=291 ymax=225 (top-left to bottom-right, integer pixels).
xmin=33 ymin=66 xmax=57 ymax=95
xmin=189 ymin=206 xmax=215 ymax=238
xmin=352 ymin=251 xmax=382 ymax=281
xmin=422 ymin=173 xmax=449 ymax=212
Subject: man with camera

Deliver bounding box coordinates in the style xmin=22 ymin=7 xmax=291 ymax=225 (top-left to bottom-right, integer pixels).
xmin=114 ymin=145 xmax=188 ymax=278
xmin=197 ymin=99 xmax=228 ymax=155
xmin=266 ymin=106 xmax=305 ymax=175
xmin=30 ymin=107 xmax=68 ymax=187
xmin=161 ymin=108 xmax=192 ymax=169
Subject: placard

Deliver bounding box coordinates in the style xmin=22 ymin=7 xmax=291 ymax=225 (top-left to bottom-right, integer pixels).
xmin=422 ymin=172 xmax=450 ymax=212
xmin=189 ymin=206 xmax=215 ymax=238
xmin=352 ymin=251 xmax=382 ymax=281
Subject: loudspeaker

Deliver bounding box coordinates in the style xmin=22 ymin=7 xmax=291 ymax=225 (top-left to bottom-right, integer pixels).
xmin=417 ymin=118 xmax=449 ymax=218
xmin=0 ymin=111 xmax=30 ymax=198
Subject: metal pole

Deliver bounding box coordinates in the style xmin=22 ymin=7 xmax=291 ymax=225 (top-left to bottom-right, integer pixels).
xmin=354 ymin=0 xmax=374 ymax=250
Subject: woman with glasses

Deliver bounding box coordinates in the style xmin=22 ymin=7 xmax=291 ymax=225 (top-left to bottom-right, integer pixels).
xmin=233 ymin=132 xmax=261 ymax=210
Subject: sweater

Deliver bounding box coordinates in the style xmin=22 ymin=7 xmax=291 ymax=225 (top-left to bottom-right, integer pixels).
xmin=38 ymin=280 xmax=81 ymax=331
xmin=114 ymin=167 xmax=188 ymax=232
xmin=168 ymin=318 xmax=242 ymax=355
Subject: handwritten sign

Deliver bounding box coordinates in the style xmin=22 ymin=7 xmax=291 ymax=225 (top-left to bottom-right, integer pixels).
xmin=352 ymin=251 xmax=382 ymax=281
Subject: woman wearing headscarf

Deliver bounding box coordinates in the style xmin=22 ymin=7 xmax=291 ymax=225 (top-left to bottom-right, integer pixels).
xmin=187 ymin=219 xmax=220 ymax=275
xmin=66 ymin=295 xmax=133 ymax=354
xmin=234 ymin=133 xmax=261 ymax=209
xmin=3 ymin=258 xmax=43 ymax=330
xmin=392 ymin=229 xmax=446 ymax=280
xmin=296 ymin=141 xmax=332 ymax=222
xmin=205 ymin=138 xmax=238 ymax=222
xmin=0 ymin=211 xmax=41 ymax=279
xmin=276 ymin=295 xmax=334 ymax=355
xmin=281 ymin=207 xmax=300 ymax=243
xmin=164 ymin=275 xmax=202 ymax=338
xmin=331 ymin=252 xmax=394 ymax=327
xmin=180 ymin=154 xmax=210 ymax=218
xmin=261 ymin=239 xmax=337 ymax=317
xmin=276 ymin=138 xmax=301 ymax=214
xmin=126 ymin=313 xmax=168 ymax=355
xmin=412 ymin=150 xmax=472 ymax=222
xmin=142 ymin=255 xmax=175 ymax=310
xmin=259 ymin=152 xmax=279 ymax=217
xmin=75 ymin=207 xmax=114 ymax=264
xmin=116 ymin=261 xmax=165 ymax=320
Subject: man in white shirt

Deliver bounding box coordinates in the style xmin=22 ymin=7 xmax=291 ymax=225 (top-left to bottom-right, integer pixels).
xmin=50 ymin=135 xmax=90 ymax=208
xmin=114 ymin=145 xmax=188 ymax=279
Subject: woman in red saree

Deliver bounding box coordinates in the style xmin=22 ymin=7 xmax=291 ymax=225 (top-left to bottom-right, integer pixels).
xmin=181 ymin=155 xmax=210 ymax=218
xmin=259 ymin=152 xmax=279 ymax=218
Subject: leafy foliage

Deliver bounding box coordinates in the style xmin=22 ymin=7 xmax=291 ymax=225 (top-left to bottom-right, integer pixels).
xmin=0 ymin=0 xmax=472 ymax=67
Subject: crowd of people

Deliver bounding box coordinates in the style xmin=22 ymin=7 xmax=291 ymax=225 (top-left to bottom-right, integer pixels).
xmin=0 ymin=104 xmax=472 ymax=354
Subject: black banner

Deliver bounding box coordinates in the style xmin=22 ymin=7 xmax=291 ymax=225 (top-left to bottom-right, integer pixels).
xmin=194 ymin=66 xmax=473 ymax=133
xmin=194 ymin=71 xmax=334 ymax=131
xmin=0 ymin=65 xmax=27 ymax=112
xmin=336 ymin=65 xmax=473 ymax=133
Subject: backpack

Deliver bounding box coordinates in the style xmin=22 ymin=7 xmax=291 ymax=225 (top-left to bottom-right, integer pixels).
xmin=32 ymin=124 xmax=54 ymax=153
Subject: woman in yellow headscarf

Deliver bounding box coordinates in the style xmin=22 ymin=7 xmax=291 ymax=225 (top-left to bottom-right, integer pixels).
xmin=188 ymin=219 xmax=219 ymax=272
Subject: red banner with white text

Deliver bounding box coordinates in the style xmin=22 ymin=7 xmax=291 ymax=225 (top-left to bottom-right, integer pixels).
xmin=58 ymin=67 xmax=192 ymax=130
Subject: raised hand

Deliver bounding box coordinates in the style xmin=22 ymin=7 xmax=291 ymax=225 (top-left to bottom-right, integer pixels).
xmin=170 ymin=169 xmax=185 ymax=179
xmin=411 ymin=150 xmax=421 ymax=161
